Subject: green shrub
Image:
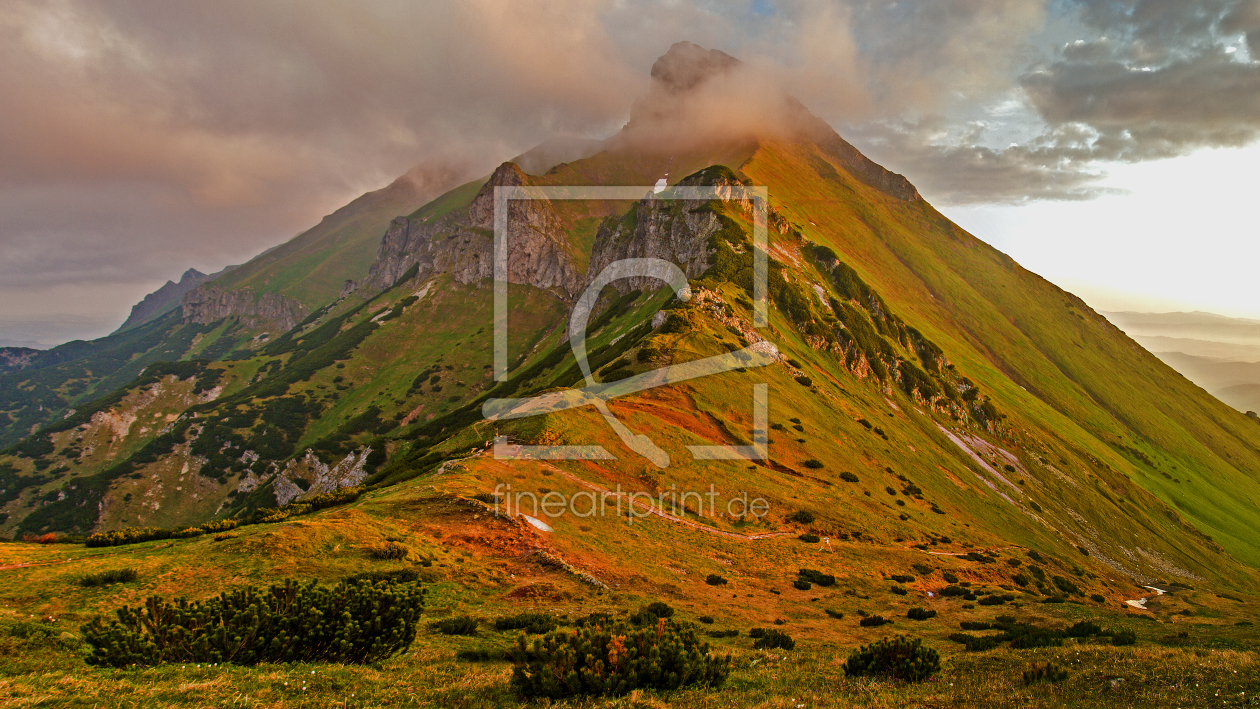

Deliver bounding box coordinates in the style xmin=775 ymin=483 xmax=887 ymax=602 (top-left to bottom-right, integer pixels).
xmin=890 ymin=575 xmax=915 ymax=583
xmin=940 ymin=585 xmax=968 ymax=597
xmin=1023 ymin=662 xmax=1069 ymax=685
xmin=798 ymin=569 xmax=836 ymax=587
xmin=705 ymin=574 xmax=728 ymax=586
xmin=1111 ymin=629 xmax=1136 ymax=646
xmin=844 ymin=636 xmax=940 ymax=681
xmin=370 ymin=542 xmax=409 ymax=560
xmin=509 ymin=620 xmax=729 ymax=699
xmin=81 ymin=578 xmax=424 ymax=667
xmin=636 ymin=347 xmax=660 ymax=362
xmin=890 ymin=585 xmax=908 ymax=596
xmin=943 ymin=572 xmax=960 ymax=583
xmin=859 ymin=615 xmax=891 ymax=627
xmin=907 ymin=607 xmax=937 ymax=621
xmin=839 ymin=472 xmax=860 ymax=483
xmin=948 ymin=633 xmax=1000 ymax=652
xmin=706 ymin=629 xmax=739 ymax=638
xmin=494 ymin=613 xmax=559 ymax=635
xmin=644 ymin=602 xmax=674 ymax=619
xmin=342 ymin=569 xmax=420 ymax=585
xmin=697 ymin=616 xmax=715 ymax=625
xmin=1065 ymin=620 xmax=1103 ymax=638
xmin=753 ymin=629 xmax=795 ymax=650
xmin=798 ymin=534 xmax=821 ymax=543
xmin=1051 ymin=576 xmax=1079 ymax=595
xmin=1012 ymin=572 xmax=1031 ymax=587
xmin=788 ymin=510 xmax=816 ymax=524
xmin=959 ymin=621 xmax=992 ymax=630
xmin=794 ymin=376 xmax=813 ymax=387
xmin=431 ymin=616 xmax=479 ymax=636
xmin=911 ymin=564 xmax=934 ymax=576
xmin=748 ymin=628 xmax=768 ymax=639
xmin=978 ymin=594 xmax=1016 ymax=606
xmin=79 ymin=568 xmax=138 ymax=587
xmin=793 ymin=579 xmax=812 ymax=591
xmin=803 ymin=459 xmax=824 ymax=469
xmin=825 ymin=609 xmax=845 ymax=620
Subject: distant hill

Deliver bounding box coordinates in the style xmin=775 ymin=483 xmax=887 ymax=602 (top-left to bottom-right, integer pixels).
xmin=1104 ymin=311 xmax=1260 ymax=412
xmin=113 ymin=267 xmax=235 ymax=334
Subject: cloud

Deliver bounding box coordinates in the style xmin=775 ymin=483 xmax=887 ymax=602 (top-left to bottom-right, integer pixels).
xmin=3 ymin=0 xmax=1260 ymax=339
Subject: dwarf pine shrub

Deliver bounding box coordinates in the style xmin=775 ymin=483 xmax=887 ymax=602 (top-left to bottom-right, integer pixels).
xmin=798 ymin=534 xmax=821 ymax=543
xmin=81 ymin=578 xmax=424 ymax=667
xmin=844 ymin=636 xmax=940 ymax=681
xmin=370 ymin=542 xmax=409 ymax=560
xmin=1023 ymin=662 xmax=1069 ymax=685
xmin=798 ymin=569 xmax=835 ymax=587
xmin=859 ymin=615 xmax=891 ymax=627
xmin=752 ymin=629 xmax=795 ymax=650
xmin=1111 ymin=628 xmax=1137 ymax=646
xmin=494 ymin=613 xmax=558 ymax=635
xmin=907 ymin=607 xmax=937 ymax=621
xmin=509 ymin=619 xmax=730 ymax=699
xmin=79 ymin=568 xmax=138 ymax=587
xmin=431 ymin=615 xmax=479 ymax=636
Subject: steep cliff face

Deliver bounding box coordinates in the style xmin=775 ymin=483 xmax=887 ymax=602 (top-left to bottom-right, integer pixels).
xmin=180 ymin=286 xmax=308 ymax=331
xmin=362 ymin=162 xmax=583 ymax=296
xmin=116 ymin=267 xmax=226 ymax=334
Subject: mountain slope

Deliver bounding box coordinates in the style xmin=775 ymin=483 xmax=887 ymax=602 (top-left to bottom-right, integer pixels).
xmin=2 ymin=41 xmax=1258 ymax=604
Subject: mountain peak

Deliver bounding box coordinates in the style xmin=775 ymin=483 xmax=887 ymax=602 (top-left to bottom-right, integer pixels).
xmin=649 ymin=42 xmax=741 ymax=95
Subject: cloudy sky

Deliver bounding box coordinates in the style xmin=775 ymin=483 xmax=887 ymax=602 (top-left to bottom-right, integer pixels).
xmin=2 ymin=0 xmax=1259 ymax=344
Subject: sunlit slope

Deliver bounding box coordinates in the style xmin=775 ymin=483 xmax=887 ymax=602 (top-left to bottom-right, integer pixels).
xmin=740 ymin=139 xmax=1260 ymax=566
xmin=211 ymin=164 xmax=473 ymax=309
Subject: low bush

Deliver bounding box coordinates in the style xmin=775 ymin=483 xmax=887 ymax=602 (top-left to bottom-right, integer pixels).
xmin=370 ymin=542 xmax=410 ymax=560
xmin=1051 ymin=576 xmax=1080 ymax=595
xmin=911 ymin=564 xmax=934 ymax=576
xmin=705 ymin=574 xmax=728 ymax=586
xmin=793 ymin=579 xmax=812 ymax=591
xmin=748 ymin=628 xmax=767 ymax=639
xmin=859 ymin=615 xmax=891 ymax=627
xmin=802 ymin=459 xmax=824 ymax=469
xmin=79 ymin=568 xmax=138 ymax=587
xmin=890 ymin=575 xmax=915 ymax=583
xmin=788 ymin=510 xmax=816 ymax=524
xmin=795 ymin=375 xmax=813 ymax=387
xmin=431 ymin=616 xmax=479 ymax=636
xmin=890 ymin=585 xmax=908 ymax=596
xmin=1090 ymin=593 xmax=1107 ymax=604
xmin=942 ymin=572 xmax=960 ymax=584
xmin=844 ymin=636 xmax=940 ymax=681
xmin=81 ymin=578 xmax=424 ymax=666
xmin=825 ymin=609 xmax=845 ymax=620
xmin=706 ymin=629 xmax=739 ymax=638
xmin=342 ymin=569 xmax=420 ymax=585
xmin=1111 ymin=629 xmax=1137 ymax=646
xmin=798 ymin=569 xmax=836 ymax=587
xmin=1023 ymin=662 xmax=1069 ymax=685
xmin=1065 ymin=620 xmax=1103 ymax=638
xmin=753 ymin=629 xmax=795 ymax=650
xmin=495 ymin=613 xmax=559 ymax=635
xmin=798 ymin=534 xmax=821 ymax=543
xmin=907 ymin=607 xmax=937 ymax=621
xmin=978 ymin=594 xmax=1016 ymax=606
xmin=509 ymin=620 xmax=730 ymax=699
xmin=839 ymin=472 xmax=860 ymax=483
xmin=940 ymin=585 xmax=968 ymax=597
xmin=948 ymin=632 xmax=1001 ymax=652
xmin=697 ymin=616 xmax=715 ymax=625
xmin=959 ymin=621 xmax=991 ymax=631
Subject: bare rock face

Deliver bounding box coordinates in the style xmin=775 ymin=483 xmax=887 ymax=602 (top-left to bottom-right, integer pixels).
xmin=363 ymin=162 xmax=582 ymax=296
xmin=180 ymin=286 xmax=308 ymax=331
xmin=0 ymin=347 xmax=40 ymax=373
xmin=270 ymin=448 xmax=372 ymax=506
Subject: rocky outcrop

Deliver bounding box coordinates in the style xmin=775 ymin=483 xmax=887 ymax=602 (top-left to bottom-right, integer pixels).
xmin=116 ymin=265 xmax=240 ymax=334
xmin=180 ymin=286 xmax=308 ymax=331
xmin=271 ymin=448 xmax=372 ymax=506
xmin=363 ymin=162 xmax=582 ymax=296
xmin=0 ymin=347 xmax=40 ymax=373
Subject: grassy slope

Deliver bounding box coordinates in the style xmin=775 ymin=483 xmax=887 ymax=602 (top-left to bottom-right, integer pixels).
xmin=212 ymin=172 xmax=455 ymax=309
xmin=740 ymin=140 xmax=1260 ymax=568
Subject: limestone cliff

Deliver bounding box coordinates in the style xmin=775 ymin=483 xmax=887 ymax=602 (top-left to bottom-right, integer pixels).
xmin=180 ymin=286 xmax=308 ymax=331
